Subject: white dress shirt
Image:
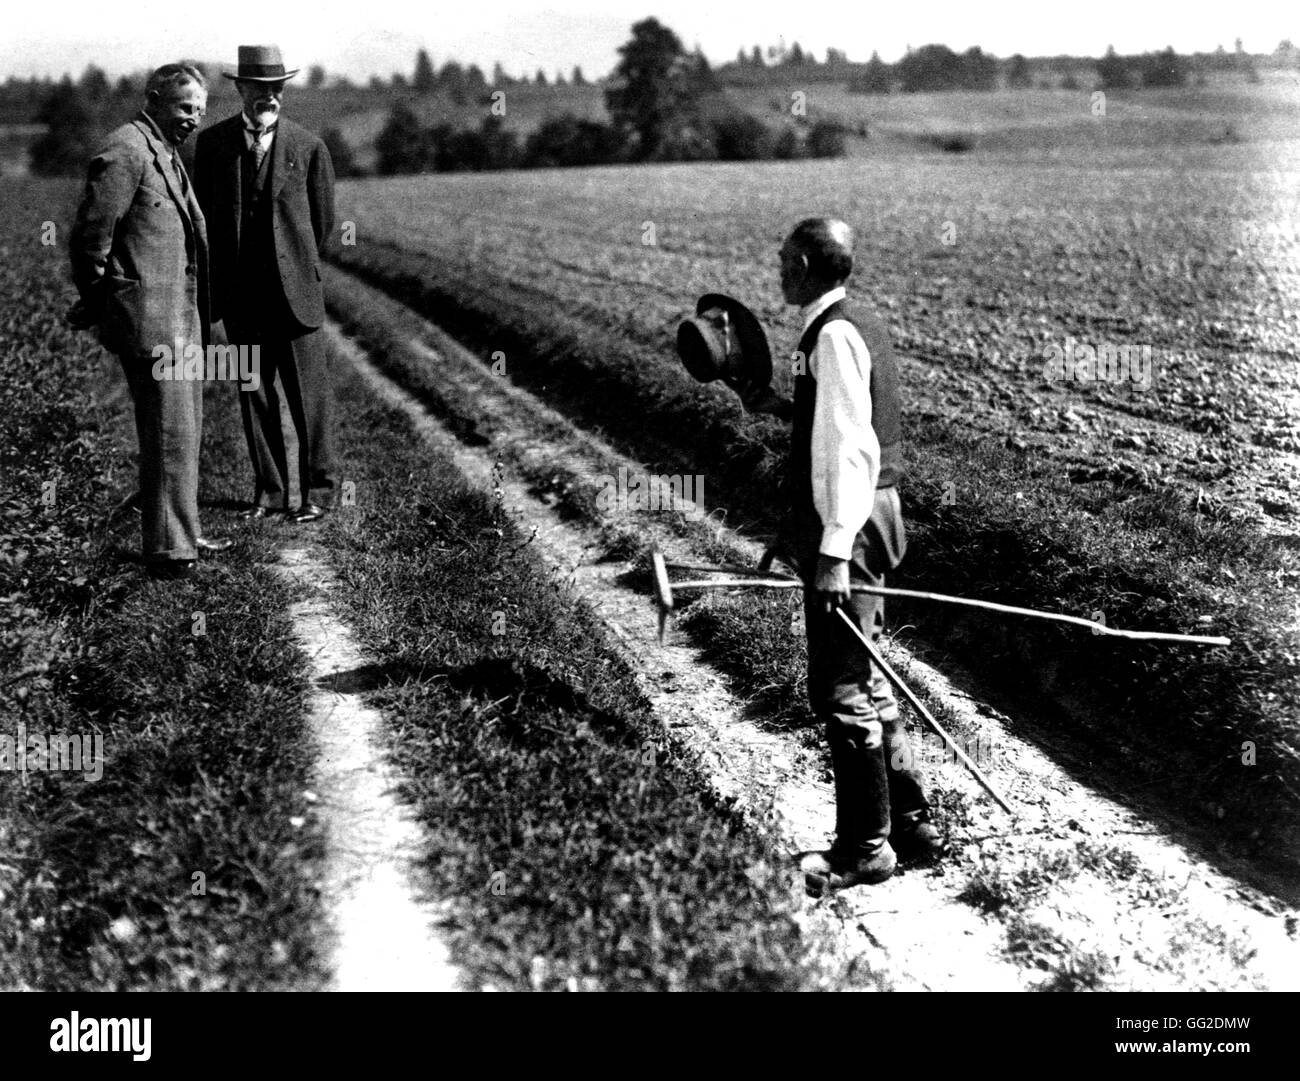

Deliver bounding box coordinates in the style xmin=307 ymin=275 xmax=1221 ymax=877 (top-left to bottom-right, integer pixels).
xmin=243 ymin=113 xmax=277 ymax=159
xmin=801 ymin=286 xmax=881 ymax=561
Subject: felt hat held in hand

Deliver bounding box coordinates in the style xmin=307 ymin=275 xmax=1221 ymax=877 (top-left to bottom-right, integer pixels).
xmin=676 ymin=294 xmax=772 ymax=390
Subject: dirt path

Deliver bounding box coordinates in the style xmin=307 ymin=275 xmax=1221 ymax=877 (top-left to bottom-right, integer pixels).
xmin=322 ymin=289 xmax=1300 ymax=991
xmin=276 ymin=545 xmax=463 ymax=991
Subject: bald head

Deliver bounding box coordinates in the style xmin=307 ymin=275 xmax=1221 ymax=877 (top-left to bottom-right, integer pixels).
xmin=779 ymin=217 xmax=854 ymax=305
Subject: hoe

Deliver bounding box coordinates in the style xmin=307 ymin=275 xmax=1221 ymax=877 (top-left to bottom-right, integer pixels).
xmin=649 ymin=548 xmax=1231 ymax=814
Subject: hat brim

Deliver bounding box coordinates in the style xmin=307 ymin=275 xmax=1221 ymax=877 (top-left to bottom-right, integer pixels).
xmin=695 ymin=293 xmax=772 ymax=389
xmin=222 ymin=68 xmax=300 ymax=81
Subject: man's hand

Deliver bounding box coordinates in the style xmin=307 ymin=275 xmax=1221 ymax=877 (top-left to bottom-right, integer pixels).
xmin=814 ymin=554 xmax=851 ymax=614
xmin=728 ymin=380 xmax=792 ymax=419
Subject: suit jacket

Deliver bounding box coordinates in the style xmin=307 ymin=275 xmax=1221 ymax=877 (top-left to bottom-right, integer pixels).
xmin=194 ymin=113 xmax=335 ymax=332
xmin=69 ymin=113 xmax=210 ymax=358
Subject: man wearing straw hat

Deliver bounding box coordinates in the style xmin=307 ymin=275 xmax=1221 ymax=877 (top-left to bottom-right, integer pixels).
xmin=194 ymin=45 xmax=338 ymax=523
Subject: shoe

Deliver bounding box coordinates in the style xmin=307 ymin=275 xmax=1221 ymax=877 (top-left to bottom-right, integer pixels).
xmin=195 ymin=536 xmax=234 ymax=554
xmin=146 ymin=559 xmax=195 ymax=580
xmin=292 ymin=502 xmax=328 ymax=523
xmin=803 ymin=842 xmax=897 ymax=897
xmin=238 ymin=505 xmax=283 ymax=520
xmin=891 ymin=819 xmax=948 ymax=863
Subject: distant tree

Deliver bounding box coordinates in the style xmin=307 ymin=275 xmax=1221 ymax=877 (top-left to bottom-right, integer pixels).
xmin=29 ymin=80 xmax=100 ymax=176
xmin=554 ymin=70 xmax=566 ymax=86
xmin=1140 ymin=46 xmax=1188 ymax=88
xmin=773 ymin=126 xmax=803 ymax=159
xmin=391 ymin=72 xmax=408 ymax=89
xmin=961 ymin=47 xmax=998 ymax=90
xmin=413 ymin=49 xmax=436 ymax=92
xmin=535 ymin=68 xmax=548 ymax=86
xmin=788 ymin=42 xmax=806 ymax=66
xmin=78 ymin=65 xmax=111 ymax=99
xmin=375 ymin=103 xmax=430 ymax=174
xmin=1006 ymin=53 xmax=1032 ymax=89
xmin=604 ymin=16 xmax=700 ymax=160
xmin=710 ymin=112 xmax=772 ymax=159
xmin=849 ymin=50 xmax=892 ymax=93
xmin=465 ymin=65 xmax=487 ymax=92
xmin=807 ymin=119 xmax=847 ymax=157
xmin=571 ymin=65 xmax=587 ymax=86
xmin=750 ymin=45 xmax=764 ymax=68
xmin=1096 ymin=46 xmax=1131 ymax=89
xmin=369 ymin=75 xmax=385 ymax=90
xmin=307 ymin=65 xmax=326 ymax=89
xmin=898 ymin=44 xmax=963 ymax=91
xmin=687 ymin=48 xmax=719 ymax=93
xmin=825 ymin=48 xmax=848 ymax=69
xmin=320 ymin=126 xmax=358 ymax=176
xmin=524 ymin=113 xmax=624 ymax=167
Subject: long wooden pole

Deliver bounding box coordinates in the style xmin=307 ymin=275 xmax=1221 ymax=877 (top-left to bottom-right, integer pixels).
xmin=665 ymin=577 xmax=1231 ymax=647
xmin=836 ymin=609 xmax=1014 ymax=813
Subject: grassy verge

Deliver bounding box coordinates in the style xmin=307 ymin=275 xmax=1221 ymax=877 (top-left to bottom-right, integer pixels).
xmin=326 ymin=238 xmax=1299 ymax=875
xmin=309 ymin=346 xmax=869 ymax=991
xmin=0 ymin=178 xmax=327 ymax=989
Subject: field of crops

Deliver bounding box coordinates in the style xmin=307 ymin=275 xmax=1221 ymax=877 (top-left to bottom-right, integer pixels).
xmin=328 ymin=94 xmax=1300 ymax=869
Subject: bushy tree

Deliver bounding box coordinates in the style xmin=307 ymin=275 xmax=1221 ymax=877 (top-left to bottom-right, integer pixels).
xmin=29 ymin=80 xmax=100 ymax=176
xmin=1096 ymin=46 xmax=1132 ymax=89
xmin=849 ymin=51 xmax=892 ymax=93
xmin=375 ymin=103 xmax=431 ymax=174
xmin=523 ymin=114 xmax=623 ymax=167
xmin=806 ymin=119 xmax=847 ymax=157
xmin=321 ymin=126 xmax=358 ymax=177
xmin=604 ymin=17 xmax=700 ymax=160
xmin=710 ymin=112 xmax=771 ymax=159
xmin=1140 ymin=47 xmax=1188 ymax=87
xmin=413 ymin=50 xmax=436 ymax=93
xmin=1006 ymin=54 xmax=1032 ymax=88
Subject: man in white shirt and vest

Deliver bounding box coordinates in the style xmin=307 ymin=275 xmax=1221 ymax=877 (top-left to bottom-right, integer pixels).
xmin=746 ymin=218 xmax=945 ymax=893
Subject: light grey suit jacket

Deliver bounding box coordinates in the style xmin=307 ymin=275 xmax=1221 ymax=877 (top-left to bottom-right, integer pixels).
xmin=69 ymin=112 xmax=211 ymax=358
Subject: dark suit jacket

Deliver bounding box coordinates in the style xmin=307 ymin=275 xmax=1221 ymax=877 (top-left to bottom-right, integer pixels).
xmin=194 ymin=113 xmax=335 ymax=332
xmin=69 ymin=113 xmax=210 ymax=357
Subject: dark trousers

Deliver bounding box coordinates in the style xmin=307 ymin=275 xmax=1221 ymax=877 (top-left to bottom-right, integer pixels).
xmin=230 ymin=321 xmax=337 ymax=510
xmin=800 ymin=487 xmax=928 ymax=858
xmin=118 ymin=351 xmax=202 ymax=562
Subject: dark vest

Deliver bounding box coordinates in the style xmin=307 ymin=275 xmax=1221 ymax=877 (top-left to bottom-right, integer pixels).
xmin=237 ymin=138 xmax=288 ymax=319
xmin=788 ymin=298 xmax=903 ymax=528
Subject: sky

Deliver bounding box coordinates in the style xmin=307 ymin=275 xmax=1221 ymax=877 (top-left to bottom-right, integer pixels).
xmin=3 ymin=0 xmax=1295 ymax=82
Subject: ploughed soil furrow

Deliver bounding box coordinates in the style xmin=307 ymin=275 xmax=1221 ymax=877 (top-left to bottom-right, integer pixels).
xmin=321 ymin=266 xmax=1300 ymax=990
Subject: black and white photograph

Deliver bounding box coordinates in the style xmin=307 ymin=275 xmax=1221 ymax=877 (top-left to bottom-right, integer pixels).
xmin=0 ymin=0 xmax=1296 ymax=1040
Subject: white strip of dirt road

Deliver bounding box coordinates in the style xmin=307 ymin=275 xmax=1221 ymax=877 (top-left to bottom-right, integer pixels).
xmin=276 ymin=546 xmax=462 ymax=992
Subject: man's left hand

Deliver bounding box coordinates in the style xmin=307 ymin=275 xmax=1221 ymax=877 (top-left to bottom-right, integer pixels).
xmin=814 ymin=554 xmax=850 ymax=613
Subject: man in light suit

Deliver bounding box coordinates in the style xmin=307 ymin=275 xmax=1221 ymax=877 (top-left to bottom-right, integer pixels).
xmin=69 ymin=62 xmax=231 ymax=578
xmin=194 ymin=45 xmax=338 ymax=523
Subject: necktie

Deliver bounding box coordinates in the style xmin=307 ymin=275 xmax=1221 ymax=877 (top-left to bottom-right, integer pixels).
xmin=247 ymin=124 xmax=276 ymax=170
xmin=170 ymin=151 xmax=189 ymax=197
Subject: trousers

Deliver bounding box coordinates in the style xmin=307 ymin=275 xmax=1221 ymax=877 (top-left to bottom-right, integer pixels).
xmin=117 ymin=350 xmax=202 ymax=562
xmin=799 ymin=487 xmax=928 ymax=857
xmin=228 ymin=321 xmax=337 ymax=510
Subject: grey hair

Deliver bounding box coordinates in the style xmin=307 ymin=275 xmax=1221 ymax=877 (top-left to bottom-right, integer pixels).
xmin=145 ymin=62 xmax=207 ymax=98
xmin=788 ymin=217 xmax=854 ymax=284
